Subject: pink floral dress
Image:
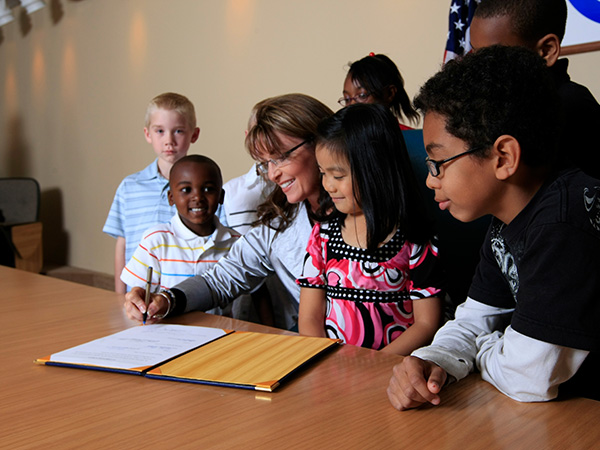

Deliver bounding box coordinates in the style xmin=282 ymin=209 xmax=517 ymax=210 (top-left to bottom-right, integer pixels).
xmin=297 ymin=218 xmax=444 ymax=350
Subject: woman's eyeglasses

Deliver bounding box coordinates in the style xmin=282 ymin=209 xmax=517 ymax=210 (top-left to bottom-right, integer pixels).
xmin=255 ymin=139 xmax=311 ymax=175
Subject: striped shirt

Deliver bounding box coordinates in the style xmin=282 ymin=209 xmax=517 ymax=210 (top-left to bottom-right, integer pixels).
xmin=103 ymin=159 xmax=175 ymax=266
xmin=219 ymin=166 xmax=273 ymax=234
xmin=120 ymin=214 xmax=250 ymax=317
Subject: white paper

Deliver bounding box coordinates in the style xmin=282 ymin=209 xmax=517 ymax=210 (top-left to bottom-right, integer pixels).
xmin=49 ymin=324 xmax=227 ymax=370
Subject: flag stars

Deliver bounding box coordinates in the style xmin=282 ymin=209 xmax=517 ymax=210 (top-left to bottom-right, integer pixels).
xmin=445 ymin=0 xmax=478 ymax=63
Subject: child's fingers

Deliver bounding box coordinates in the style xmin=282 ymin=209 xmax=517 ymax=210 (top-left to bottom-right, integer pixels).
xmin=387 ymin=371 xmax=428 ymax=410
xmin=426 ymin=365 xmax=447 ymax=395
xmin=387 ymin=356 xmax=445 ymax=410
xmin=387 ymin=358 xmax=429 ymax=410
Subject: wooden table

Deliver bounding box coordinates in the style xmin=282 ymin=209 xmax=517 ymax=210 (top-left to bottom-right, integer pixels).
xmin=2 ymin=266 xmax=599 ymax=448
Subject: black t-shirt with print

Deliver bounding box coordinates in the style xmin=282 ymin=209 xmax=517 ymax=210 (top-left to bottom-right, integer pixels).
xmin=468 ymin=168 xmax=600 ymax=399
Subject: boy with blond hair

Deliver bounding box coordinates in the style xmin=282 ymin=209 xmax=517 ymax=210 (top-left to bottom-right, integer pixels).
xmin=103 ymin=92 xmax=200 ymax=293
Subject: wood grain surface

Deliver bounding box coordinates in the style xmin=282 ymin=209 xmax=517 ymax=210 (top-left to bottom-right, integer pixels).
xmin=2 ymin=266 xmax=598 ymax=449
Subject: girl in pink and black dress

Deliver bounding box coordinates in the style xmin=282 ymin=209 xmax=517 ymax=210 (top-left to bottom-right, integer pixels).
xmin=297 ymin=103 xmax=444 ymax=355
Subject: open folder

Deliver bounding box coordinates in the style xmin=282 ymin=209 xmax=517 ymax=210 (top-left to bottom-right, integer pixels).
xmin=35 ymin=324 xmax=340 ymax=392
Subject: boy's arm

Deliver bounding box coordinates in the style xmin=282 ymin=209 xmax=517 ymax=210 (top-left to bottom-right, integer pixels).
xmin=412 ymin=297 xmax=589 ymax=402
xmin=114 ymin=237 xmax=127 ymax=294
xmin=411 ymin=297 xmax=513 ymax=380
xmin=298 ymin=287 xmax=327 ymax=337
xmin=381 ymin=295 xmax=442 ymax=356
xmin=120 ymin=237 xmax=161 ymax=293
xmin=388 ymin=297 xmax=511 ymax=411
xmin=475 ymin=326 xmax=589 ymax=402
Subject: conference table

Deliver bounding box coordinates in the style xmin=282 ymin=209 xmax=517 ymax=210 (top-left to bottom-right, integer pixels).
xmin=2 ymin=266 xmax=599 ymax=448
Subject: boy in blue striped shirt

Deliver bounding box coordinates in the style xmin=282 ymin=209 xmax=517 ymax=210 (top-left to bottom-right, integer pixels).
xmin=103 ymin=93 xmax=200 ymax=293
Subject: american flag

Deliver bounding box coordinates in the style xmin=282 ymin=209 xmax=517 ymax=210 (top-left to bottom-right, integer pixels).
xmin=443 ymin=0 xmax=481 ymax=64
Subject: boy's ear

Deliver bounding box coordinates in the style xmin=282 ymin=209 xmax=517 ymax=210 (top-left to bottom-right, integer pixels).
xmin=493 ymin=135 xmax=521 ymax=181
xmin=144 ymin=127 xmax=152 ymax=144
xmin=219 ymin=188 xmax=225 ymax=205
xmin=535 ymin=33 xmax=561 ymax=67
xmin=167 ymin=190 xmax=174 ymax=206
xmin=191 ymin=127 xmax=201 ymax=143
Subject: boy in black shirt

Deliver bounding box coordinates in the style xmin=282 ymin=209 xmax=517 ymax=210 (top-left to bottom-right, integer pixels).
xmin=387 ymin=46 xmax=600 ymax=410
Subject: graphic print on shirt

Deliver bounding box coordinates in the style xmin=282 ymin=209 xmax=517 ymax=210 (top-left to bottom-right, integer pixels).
xmin=583 ymin=186 xmax=600 ymax=232
xmin=490 ymin=223 xmax=519 ymax=299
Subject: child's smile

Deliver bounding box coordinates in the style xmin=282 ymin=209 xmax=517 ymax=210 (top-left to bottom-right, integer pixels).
xmin=188 ymin=205 xmax=208 ymax=218
xmin=316 ymin=144 xmax=362 ymax=217
xmin=168 ymin=161 xmax=224 ymax=236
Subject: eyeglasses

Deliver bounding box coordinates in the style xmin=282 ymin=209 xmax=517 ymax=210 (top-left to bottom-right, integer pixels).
xmin=337 ymin=92 xmax=371 ymax=107
xmin=255 ymin=139 xmax=311 ymax=175
xmin=425 ymin=146 xmax=486 ymax=177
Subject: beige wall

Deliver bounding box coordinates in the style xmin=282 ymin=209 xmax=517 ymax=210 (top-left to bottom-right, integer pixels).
xmin=1 ymin=0 xmax=598 ymax=276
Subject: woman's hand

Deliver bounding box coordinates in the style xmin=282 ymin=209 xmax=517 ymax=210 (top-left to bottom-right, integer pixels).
xmin=124 ymin=287 xmax=169 ymax=324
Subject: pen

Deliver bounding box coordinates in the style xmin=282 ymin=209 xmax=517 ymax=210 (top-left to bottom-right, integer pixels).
xmin=142 ymin=266 xmax=153 ymax=325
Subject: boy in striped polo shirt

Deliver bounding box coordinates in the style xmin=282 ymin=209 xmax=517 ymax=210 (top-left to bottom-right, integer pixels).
xmin=120 ymin=155 xmax=253 ymax=319
xmin=103 ymin=93 xmax=200 ymax=294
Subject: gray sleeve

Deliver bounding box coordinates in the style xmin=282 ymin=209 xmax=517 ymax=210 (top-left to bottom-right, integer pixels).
xmin=475 ymin=327 xmax=588 ymax=402
xmin=412 ymin=297 xmax=588 ymax=402
xmin=174 ymin=225 xmax=276 ymax=312
xmin=412 ymin=297 xmax=513 ymax=381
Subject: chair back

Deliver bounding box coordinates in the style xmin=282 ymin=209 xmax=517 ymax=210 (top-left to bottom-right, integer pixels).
xmin=0 ymin=177 xmax=40 ymax=224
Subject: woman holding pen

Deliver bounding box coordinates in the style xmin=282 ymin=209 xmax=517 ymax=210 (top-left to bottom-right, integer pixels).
xmin=124 ymin=94 xmax=333 ymax=330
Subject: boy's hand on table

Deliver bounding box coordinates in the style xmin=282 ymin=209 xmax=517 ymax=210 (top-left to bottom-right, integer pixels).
xmin=124 ymin=287 xmax=168 ymax=324
xmin=387 ymin=356 xmax=447 ymax=411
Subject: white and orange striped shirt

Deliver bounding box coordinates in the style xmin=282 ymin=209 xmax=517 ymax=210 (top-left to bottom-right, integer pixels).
xmin=121 ymin=214 xmax=249 ymax=317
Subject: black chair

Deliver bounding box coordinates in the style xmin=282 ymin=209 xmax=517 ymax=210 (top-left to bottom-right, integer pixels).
xmin=0 ymin=177 xmax=40 ymax=224
xmin=403 ymin=130 xmax=490 ymax=316
xmin=0 ymin=177 xmax=43 ymax=272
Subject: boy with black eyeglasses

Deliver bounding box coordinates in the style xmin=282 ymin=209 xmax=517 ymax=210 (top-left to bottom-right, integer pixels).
xmin=387 ymin=45 xmax=600 ymax=410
